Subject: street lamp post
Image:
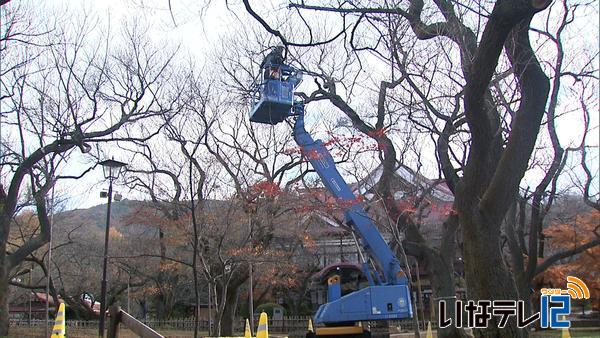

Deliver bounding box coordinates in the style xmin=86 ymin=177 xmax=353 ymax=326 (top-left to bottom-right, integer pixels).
xmin=98 ymin=159 xmax=127 ymax=337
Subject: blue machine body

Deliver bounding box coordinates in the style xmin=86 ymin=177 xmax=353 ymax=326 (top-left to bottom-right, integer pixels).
xmin=248 ymin=60 xmax=413 ymax=325
xmin=327 ymin=278 xmax=342 ymax=303
xmin=315 ymin=285 xmax=412 ymax=323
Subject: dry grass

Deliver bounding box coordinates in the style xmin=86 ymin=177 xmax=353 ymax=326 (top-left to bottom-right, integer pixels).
xmin=8 ymin=326 xmax=600 ymax=338
xmin=8 ymin=327 xmax=207 ymax=338
xmin=530 ymin=327 xmax=600 ymax=337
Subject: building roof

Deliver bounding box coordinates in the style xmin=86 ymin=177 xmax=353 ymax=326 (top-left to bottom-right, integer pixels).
xmin=295 ymin=163 xmax=454 ymax=246
xmin=32 ymin=292 xmax=64 ymax=306
xmin=353 ymin=163 xmax=453 ymax=203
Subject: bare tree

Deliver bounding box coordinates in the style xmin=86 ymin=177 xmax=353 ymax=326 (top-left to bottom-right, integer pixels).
xmin=118 ymin=67 xmax=213 ymax=324
xmin=0 ymin=6 xmax=183 ymax=334
xmin=199 ymin=107 xmax=308 ymax=335
xmin=119 ymin=49 xmax=308 ymax=333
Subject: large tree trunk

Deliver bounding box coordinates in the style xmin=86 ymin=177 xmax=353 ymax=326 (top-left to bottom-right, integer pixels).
xmin=0 ymin=249 xmax=9 ymax=337
xmin=211 ymin=264 xmax=248 ymax=337
xmin=428 ymin=217 xmax=468 ymax=338
xmin=220 ymin=284 xmax=241 ymax=336
xmin=0 ymin=186 xmax=53 ymax=336
xmin=156 ymin=226 xmax=171 ymax=319
xmin=1 ymin=209 xmax=11 ymax=336
xmin=428 ymin=254 xmax=465 ymax=338
xmin=462 ymin=212 xmax=524 ymax=338
xmin=456 ymin=1 xmax=551 ymax=336
xmin=506 ymin=201 xmax=535 ymax=327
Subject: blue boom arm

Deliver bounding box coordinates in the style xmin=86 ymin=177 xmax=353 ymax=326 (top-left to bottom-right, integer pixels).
xmin=293 ymin=113 xmax=407 ymax=286
xmin=293 ymin=110 xmax=412 ymax=323
xmin=248 ymin=60 xmax=412 ymax=324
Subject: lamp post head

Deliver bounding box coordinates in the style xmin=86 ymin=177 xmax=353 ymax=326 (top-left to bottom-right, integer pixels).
xmin=99 ymin=159 xmax=127 ymax=180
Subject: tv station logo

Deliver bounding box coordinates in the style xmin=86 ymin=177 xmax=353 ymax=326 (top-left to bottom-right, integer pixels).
xmin=439 ymin=276 xmax=591 ymax=329
xmin=539 ymin=276 xmax=590 ymax=328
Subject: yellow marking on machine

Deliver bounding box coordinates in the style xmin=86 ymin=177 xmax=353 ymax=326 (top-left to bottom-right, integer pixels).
xmin=315 ymin=326 xmax=364 ymax=336
xmin=327 ymin=275 xmax=340 ymax=285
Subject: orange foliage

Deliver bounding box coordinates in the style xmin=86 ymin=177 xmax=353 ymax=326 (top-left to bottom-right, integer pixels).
xmin=250 ymin=181 xmax=281 ymax=198
xmin=254 ymin=260 xmax=302 ymax=289
xmin=159 ymin=261 xmax=182 ymax=273
xmin=284 ymin=132 xmax=388 ymax=157
xmin=108 ymin=227 xmax=123 ymax=239
xmin=302 ymin=232 xmax=317 ymax=253
xmin=367 ymin=127 xmax=388 ymax=138
xmin=542 ymin=210 xmax=600 ymax=310
xmin=292 ymin=188 xmax=364 ymax=214
xmin=428 ymin=201 xmax=458 ymax=217
xmin=396 ymin=199 xmax=418 ymax=215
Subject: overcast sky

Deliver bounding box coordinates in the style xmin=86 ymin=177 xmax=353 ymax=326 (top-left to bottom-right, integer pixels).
xmin=38 ymin=0 xmax=244 ymax=210
xmin=4 ymin=0 xmax=598 ymax=211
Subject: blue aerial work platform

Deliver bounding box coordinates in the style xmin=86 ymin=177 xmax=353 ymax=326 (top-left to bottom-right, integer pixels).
xmin=249 ymin=64 xmax=302 ymax=124
xmin=248 ymin=56 xmax=413 ymax=328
